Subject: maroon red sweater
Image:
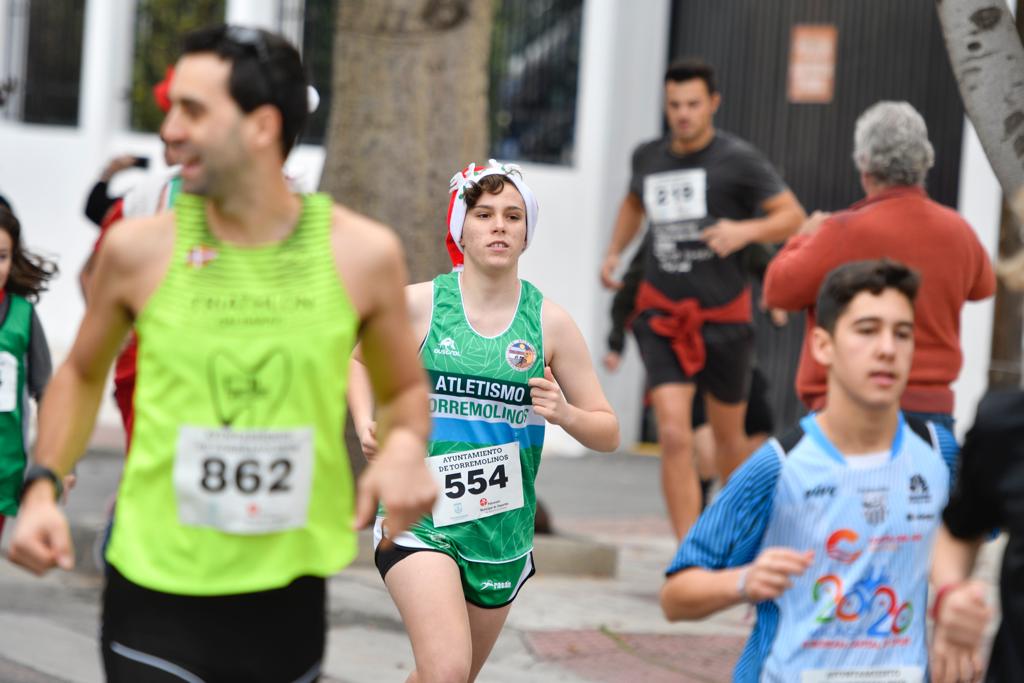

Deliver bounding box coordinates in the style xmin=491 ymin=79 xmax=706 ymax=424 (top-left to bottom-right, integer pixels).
xmin=764 ymin=186 xmax=995 ymax=414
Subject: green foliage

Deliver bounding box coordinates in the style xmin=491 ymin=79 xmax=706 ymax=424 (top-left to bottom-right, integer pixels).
xmin=129 ymin=0 xmax=226 ymax=132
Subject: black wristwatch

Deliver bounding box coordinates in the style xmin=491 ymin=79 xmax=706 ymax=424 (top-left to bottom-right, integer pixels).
xmin=20 ymin=465 xmax=63 ymax=503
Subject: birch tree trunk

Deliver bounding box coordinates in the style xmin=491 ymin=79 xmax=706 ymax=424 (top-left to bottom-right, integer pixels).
xmin=935 ymin=0 xmax=1024 ymax=201
xmin=319 ymin=0 xmax=494 ymax=283
xmin=937 ymin=1 xmax=1024 ymax=387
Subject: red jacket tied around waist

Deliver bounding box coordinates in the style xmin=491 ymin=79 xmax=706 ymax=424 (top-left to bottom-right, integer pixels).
xmin=631 ymin=283 xmax=752 ymax=376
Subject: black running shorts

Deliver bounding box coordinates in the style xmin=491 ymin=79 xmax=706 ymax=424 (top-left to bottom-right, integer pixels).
xmin=101 ymin=565 xmax=325 ymax=682
xmin=691 ymin=366 xmax=774 ymax=435
xmin=633 ymin=315 xmax=753 ymax=403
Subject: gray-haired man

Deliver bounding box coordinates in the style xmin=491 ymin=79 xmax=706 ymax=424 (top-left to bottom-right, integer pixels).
xmin=763 ymin=100 xmax=995 ymax=430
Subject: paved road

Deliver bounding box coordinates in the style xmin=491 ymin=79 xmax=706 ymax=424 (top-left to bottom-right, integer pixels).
xmin=0 ymin=447 xmax=1004 ymax=682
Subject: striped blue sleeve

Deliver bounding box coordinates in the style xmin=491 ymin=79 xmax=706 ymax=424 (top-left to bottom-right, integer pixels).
xmin=666 ymin=442 xmax=782 ymax=575
xmin=932 ymin=423 xmax=960 ymax=487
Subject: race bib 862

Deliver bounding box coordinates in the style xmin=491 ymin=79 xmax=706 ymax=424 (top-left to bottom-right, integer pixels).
xmin=174 ymin=426 xmax=314 ymax=535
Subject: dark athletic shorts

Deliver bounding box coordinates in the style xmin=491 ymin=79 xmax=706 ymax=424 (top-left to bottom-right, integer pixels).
xmin=101 ymin=565 xmax=324 ymax=682
xmin=692 ymin=366 xmax=774 ymax=435
xmin=633 ymin=315 xmax=753 ymax=403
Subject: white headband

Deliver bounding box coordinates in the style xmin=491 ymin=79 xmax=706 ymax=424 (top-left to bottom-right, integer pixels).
xmin=447 ymin=159 xmax=539 ymax=255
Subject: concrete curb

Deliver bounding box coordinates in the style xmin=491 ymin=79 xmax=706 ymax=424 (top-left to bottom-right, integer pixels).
xmin=69 ymin=518 xmax=109 ymax=578
xmin=70 ymin=525 xmax=618 ymax=579
xmin=533 ymin=532 xmax=618 ymax=577
xmin=349 ymin=528 xmax=618 ymax=578
xmin=69 ymin=444 xmax=620 ymax=580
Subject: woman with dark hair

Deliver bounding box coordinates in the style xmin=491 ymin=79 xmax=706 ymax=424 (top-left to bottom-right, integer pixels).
xmin=0 ymin=206 xmax=56 ymax=537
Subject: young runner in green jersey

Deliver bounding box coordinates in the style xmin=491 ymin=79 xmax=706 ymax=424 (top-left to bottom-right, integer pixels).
xmin=0 ymin=206 xmax=55 ymax=539
xmin=9 ymin=25 xmax=436 ymax=681
xmin=349 ymin=160 xmax=620 ymax=683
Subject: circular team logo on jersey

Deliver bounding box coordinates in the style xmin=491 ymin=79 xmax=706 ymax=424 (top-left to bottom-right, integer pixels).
xmin=505 ymin=340 xmax=537 ymax=371
xmin=826 ymin=529 xmax=864 ymax=564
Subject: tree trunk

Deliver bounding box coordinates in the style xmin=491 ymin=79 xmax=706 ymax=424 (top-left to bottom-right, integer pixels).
xmin=935 ymin=0 xmax=1024 ymax=201
xmin=989 ymin=199 xmax=1024 ymax=387
xmin=319 ymin=1 xmax=494 ymax=476
xmin=319 ymin=0 xmax=494 ymax=283
xmin=937 ymin=1 xmax=1024 ymax=387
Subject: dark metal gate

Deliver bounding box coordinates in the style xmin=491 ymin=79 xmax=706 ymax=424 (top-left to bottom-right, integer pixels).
xmin=669 ymin=0 xmax=966 ymax=428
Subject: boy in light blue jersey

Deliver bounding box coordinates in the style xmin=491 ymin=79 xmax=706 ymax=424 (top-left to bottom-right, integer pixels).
xmin=661 ymin=259 xmax=958 ymax=683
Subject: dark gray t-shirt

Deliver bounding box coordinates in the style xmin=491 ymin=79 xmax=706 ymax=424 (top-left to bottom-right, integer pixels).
xmin=629 ymin=131 xmax=787 ymax=308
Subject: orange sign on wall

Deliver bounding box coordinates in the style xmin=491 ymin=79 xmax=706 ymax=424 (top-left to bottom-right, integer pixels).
xmin=788 ymin=24 xmax=838 ymax=104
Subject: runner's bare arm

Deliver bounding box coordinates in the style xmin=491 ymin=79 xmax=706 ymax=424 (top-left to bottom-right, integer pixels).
xmin=661 ymin=547 xmax=813 ymax=620
xmin=929 ymin=527 xmax=990 ymax=683
xmin=332 ymin=209 xmax=435 ymax=533
xmin=930 ymin=525 xmax=983 ymax=588
xmin=702 ymin=189 xmax=806 ymax=258
xmin=929 ymin=526 xmax=991 ymax=642
xmin=531 ymin=300 xmax=619 ymax=452
xmin=28 ymin=216 xmax=167 ymax=480
xmin=346 ymin=360 xmax=378 ymax=459
xmin=660 ymin=566 xmax=749 ymax=620
xmin=347 ymin=281 xmax=434 ymax=460
xmin=600 ymin=193 xmax=645 ymax=290
xmin=78 ymin=251 xmax=97 ymax=300
xmin=751 ymin=189 xmax=806 ymax=242
xmin=10 ymin=216 xmax=170 ymax=574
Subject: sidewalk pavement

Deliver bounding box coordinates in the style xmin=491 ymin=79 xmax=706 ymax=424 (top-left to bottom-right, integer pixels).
xmin=0 ymin=426 xmax=1006 ymax=682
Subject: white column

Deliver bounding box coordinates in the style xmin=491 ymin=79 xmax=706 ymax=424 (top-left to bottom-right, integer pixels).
xmin=78 ymin=0 xmax=123 ymax=144
xmin=516 ymin=0 xmax=671 ymax=454
xmin=226 ymin=0 xmax=281 ymax=30
xmin=0 ymin=1 xmax=10 ymax=101
xmin=1 ymin=0 xmax=30 ymax=120
xmin=585 ymin=0 xmax=672 ymax=452
xmin=952 ymin=118 xmax=1003 ymax=433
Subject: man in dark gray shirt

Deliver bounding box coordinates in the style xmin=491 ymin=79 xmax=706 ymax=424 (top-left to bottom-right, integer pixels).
xmin=599 ymin=59 xmax=804 ymax=540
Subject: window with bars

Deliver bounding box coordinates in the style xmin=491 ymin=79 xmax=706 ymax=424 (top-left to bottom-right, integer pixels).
xmin=129 ymin=0 xmax=334 ymax=146
xmin=489 ymin=0 xmax=583 ymax=166
xmin=1 ymin=0 xmax=86 ymax=126
xmin=118 ymin=0 xmax=585 ymax=158
xmin=129 ymin=0 xmax=226 ymax=133
xmin=286 ymin=0 xmax=583 ymax=162
xmin=279 ymin=0 xmax=335 ymax=146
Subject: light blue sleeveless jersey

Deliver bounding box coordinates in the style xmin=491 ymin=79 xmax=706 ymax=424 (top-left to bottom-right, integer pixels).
xmin=667 ymin=413 xmax=958 ymax=682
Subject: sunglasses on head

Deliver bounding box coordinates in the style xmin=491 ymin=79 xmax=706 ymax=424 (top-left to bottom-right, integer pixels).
xmin=224 ymin=25 xmax=271 ymax=66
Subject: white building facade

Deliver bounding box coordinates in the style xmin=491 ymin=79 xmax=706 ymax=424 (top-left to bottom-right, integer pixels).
xmin=0 ymin=0 xmax=1004 ymax=448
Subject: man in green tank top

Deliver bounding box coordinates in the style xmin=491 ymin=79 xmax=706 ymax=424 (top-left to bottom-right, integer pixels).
xmin=349 ymin=161 xmax=620 ymax=683
xmin=10 ymin=25 xmax=435 ymax=682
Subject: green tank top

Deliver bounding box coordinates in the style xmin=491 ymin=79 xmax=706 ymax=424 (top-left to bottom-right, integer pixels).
xmin=106 ymin=193 xmax=360 ymax=595
xmin=0 ymin=294 xmax=32 ymax=516
xmin=407 ymin=271 xmax=545 ymax=562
